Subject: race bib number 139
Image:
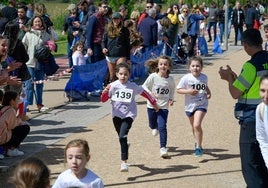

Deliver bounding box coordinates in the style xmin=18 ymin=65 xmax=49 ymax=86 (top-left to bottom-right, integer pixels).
xmin=111 ymin=88 xmax=133 ymax=103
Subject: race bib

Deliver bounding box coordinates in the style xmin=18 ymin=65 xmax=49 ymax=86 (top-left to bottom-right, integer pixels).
xmin=111 ymin=88 xmax=133 ymax=103
xmin=190 ymin=82 xmax=206 ymax=94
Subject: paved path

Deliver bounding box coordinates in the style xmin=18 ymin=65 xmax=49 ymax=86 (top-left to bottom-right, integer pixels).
xmin=0 ymin=35 xmax=257 ymax=187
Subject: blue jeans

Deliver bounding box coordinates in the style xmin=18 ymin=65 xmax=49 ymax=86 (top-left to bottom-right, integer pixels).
xmin=207 ymin=21 xmax=217 ymax=41
xmin=218 ymin=22 xmax=225 ymax=43
xmin=113 ymin=116 xmax=133 ymax=161
xmin=147 ymin=108 xmax=169 ymax=148
xmin=239 ymin=120 xmax=268 ymax=187
xmin=25 ymin=67 xmax=45 ymax=106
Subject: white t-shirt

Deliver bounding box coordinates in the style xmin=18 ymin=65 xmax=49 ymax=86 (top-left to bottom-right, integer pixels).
xmin=72 ymin=50 xmax=87 ymax=66
xmin=143 ymin=72 xmax=175 ymax=109
xmin=108 ymin=80 xmax=144 ymax=119
xmin=177 ymin=73 xmax=208 ymax=112
xmin=52 ymin=169 xmax=104 ymax=188
xmin=256 ymin=103 xmax=268 ymax=170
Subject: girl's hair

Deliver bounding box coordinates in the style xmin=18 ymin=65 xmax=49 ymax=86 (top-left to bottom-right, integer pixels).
xmin=9 ymin=157 xmax=50 ymax=188
xmin=146 ymin=56 xmax=173 ymax=76
xmin=72 ymin=41 xmax=84 ymax=52
xmin=115 ymin=62 xmax=131 ymax=74
xmin=30 ymin=15 xmax=47 ymax=29
xmin=145 ymin=58 xmax=158 ymax=73
xmin=188 ymin=56 xmax=204 ymax=68
xmin=2 ymin=91 xmax=18 ymax=106
xmin=260 ymin=73 xmax=268 ymax=84
xmin=107 ymin=18 xmax=123 ymax=38
xmin=3 ymin=22 xmax=20 ymax=55
xmin=65 ymin=139 xmax=90 ymax=162
xmin=35 ymin=3 xmax=47 ymax=16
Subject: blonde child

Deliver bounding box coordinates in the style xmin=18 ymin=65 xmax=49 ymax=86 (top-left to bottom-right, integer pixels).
xmin=176 ymin=56 xmax=211 ymax=157
xmin=52 ymin=139 xmax=104 ymax=188
xmin=101 ymin=62 xmax=158 ymax=172
xmin=72 ymin=41 xmax=87 ymax=66
xmin=256 ymin=74 xmax=268 ymax=170
xmin=142 ymin=56 xmax=175 ymax=158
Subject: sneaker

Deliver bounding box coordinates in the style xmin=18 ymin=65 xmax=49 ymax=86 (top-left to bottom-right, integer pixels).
xmin=120 ymin=163 xmax=128 ymax=172
xmin=0 ymin=154 xmax=4 ymax=160
xmin=152 ymin=129 xmax=158 ymax=136
xmin=194 ymin=147 xmax=203 ymax=157
xmin=7 ymin=148 xmax=24 ymax=157
xmin=160 ymin=147 xmax=168 ymax=158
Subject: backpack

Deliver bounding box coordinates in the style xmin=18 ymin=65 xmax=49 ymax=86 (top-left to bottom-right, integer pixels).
xmin=187 ymin=14 xmax=193 ymax=31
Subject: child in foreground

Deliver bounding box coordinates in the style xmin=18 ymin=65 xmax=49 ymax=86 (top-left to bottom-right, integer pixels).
xmin=101 ymin=62 xmax=158 ymax=172
xmin=52 ymin=139 xmax=104 ymax=188
xmin=256 ymin=73 xmax=268 ymax=170
xmin=142 ymin=56 xmax=175 ymax=158
xmin=9 ymin=157 xmax=50 ymax=188
xmin=176 ymin=56 xmax=211 ymax=157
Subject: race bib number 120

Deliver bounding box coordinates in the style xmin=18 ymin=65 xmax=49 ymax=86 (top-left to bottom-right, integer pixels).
xmin=111 ymin=88 xmax=133 ymax=103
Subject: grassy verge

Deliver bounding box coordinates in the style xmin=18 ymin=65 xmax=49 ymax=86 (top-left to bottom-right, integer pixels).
xmin=53 ymin=40 xmax=68 ymax=57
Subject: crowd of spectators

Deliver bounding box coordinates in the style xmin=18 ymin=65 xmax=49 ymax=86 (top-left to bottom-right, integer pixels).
xmin=0 ymin=0 xmax=266 ymax=162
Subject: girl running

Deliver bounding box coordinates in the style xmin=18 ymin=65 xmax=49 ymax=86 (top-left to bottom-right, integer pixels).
xmin=142 ymin=55 xmax=175 ymax=158
xmin=176 ymin=56 xmax=211 ymax=157
xmin=101 ymin=62 xmax=158 ymax=172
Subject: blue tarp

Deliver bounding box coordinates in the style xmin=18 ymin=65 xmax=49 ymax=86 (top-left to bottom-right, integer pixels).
xmin=64 ymin=44 xmax=164 ymax=99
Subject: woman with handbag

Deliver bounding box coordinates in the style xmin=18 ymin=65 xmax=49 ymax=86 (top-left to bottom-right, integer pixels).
xmin=22 ymin=15 xmax=52 ymax=112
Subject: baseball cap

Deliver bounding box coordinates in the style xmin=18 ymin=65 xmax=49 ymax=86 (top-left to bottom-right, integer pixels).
xmin=112 ymin=12 xmax=122 ymax=19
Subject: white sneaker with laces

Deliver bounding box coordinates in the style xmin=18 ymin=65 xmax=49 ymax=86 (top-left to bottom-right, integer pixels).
xmin=120 ymin=163 xmax=128 ymax=172
xmin=152 ymin=129 xmax=158 ymax=136
xmin=40 ymin=106 xmax=49 ymax=112
xmin=160 ymin=147 xmax=168 ymax=158
xmin=7 ymin=148 xmax=24 ymax=157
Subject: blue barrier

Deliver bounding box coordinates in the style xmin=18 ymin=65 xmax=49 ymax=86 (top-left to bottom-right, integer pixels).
xmin=64 ymin=44 xmax=164 ymax=96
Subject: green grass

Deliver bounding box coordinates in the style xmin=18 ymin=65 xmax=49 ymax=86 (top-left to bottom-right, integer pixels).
xmin=53 ymin=40 xmax=68 ymax=57
xmin=43 ymin=2 xmax=69 ymax=56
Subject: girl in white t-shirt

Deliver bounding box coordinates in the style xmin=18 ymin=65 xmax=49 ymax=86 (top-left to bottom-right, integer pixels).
xmin=143 ymin=56 xmax=175 ymax=158
xmin=176 ymin=56 xmax=211 ymax=157
xmin=256 ymin=74 xmax=268 ymax=170
xmin=101 ymin=63 xmax=158 ymax=172
xmin=52 ymin=139 xmax=104 ymax=188
xmin=72 ymin=41 xmax=87 ymax=66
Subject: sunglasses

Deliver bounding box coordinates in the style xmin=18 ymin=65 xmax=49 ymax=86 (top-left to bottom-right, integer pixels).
xmin=146 ymin=6 xmax=152 ymax=8
xmin=183 ymin=10 xmax=188 ymax=13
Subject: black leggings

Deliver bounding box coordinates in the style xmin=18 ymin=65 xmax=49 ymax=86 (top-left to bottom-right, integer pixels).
xmin=4 ymin=125 xmax=30 ymax=148
xmin=113 ymin=116 xmax=133 ymax=161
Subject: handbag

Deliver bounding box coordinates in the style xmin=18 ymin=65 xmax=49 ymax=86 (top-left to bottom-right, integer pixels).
xmin=42 ymin=54 xmax=59 ymax=76
xmin=34 ymin=43 xmax=51 ymax=61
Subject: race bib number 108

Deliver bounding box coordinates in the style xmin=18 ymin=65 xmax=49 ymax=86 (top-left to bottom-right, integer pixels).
xmin=111 ymin=88 xmax=133 ymax=103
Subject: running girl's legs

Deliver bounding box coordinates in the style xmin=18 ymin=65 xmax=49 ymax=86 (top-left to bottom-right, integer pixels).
xmin=188 ymin=110 xmax=206 ymax=148
xmin=157 ymin=109 xmax=169 ymax=148
xmin=112 ymin=116 xmax=133 ymax=162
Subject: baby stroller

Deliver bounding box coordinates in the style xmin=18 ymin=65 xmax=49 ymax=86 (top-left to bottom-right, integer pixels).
xmin=176 ymin=33 xmax=189 ymax=64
